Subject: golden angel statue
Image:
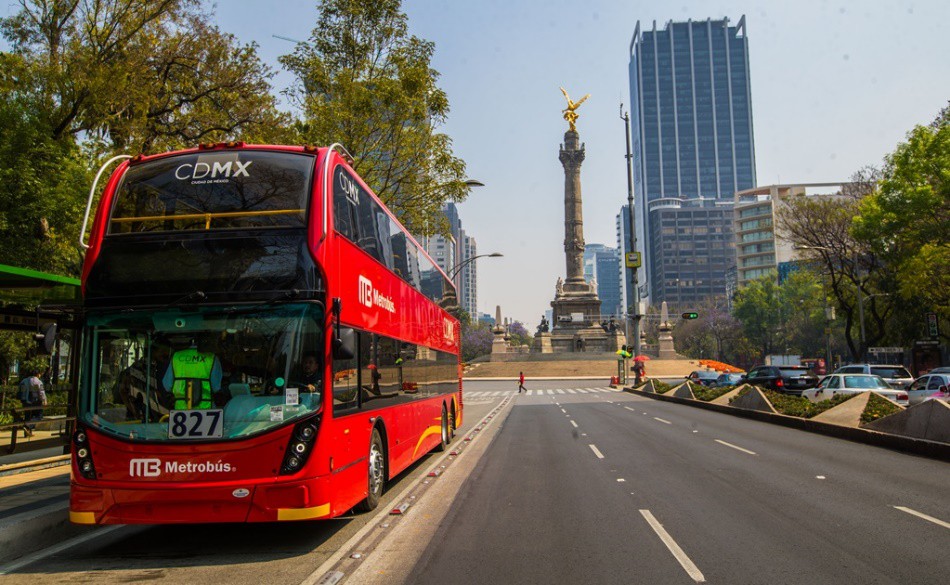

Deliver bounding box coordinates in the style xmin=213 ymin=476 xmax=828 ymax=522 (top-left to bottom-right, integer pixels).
xmin=560 ymin=87 xmax=590 ymax=131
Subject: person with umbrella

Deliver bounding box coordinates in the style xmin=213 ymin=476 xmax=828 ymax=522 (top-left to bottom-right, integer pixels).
xmin=632 ymin=355 xmax=650 ymax=386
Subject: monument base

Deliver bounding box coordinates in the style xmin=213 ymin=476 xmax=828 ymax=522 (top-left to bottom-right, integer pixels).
xmin=532 ymin=332 xmax=553 ymax=354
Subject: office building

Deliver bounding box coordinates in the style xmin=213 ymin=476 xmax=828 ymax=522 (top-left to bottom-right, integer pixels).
xmin=733 ymin=183 xmax=848 ymax=288
xmin=628 ymin=16 xmax=756 ymax=305
xmin=583 ymin=244 xmax=623 ymax=318
xmin=420 ymin=202 xmax=481 ymax=318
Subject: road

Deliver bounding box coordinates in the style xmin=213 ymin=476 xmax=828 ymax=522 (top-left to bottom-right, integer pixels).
xmin=2 ymin=378 xmax=948 ymax=584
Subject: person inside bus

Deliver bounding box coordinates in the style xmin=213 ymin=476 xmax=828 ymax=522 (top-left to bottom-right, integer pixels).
xmin=118 ymin=340 xmax=171 ymax=421
xmin=161 ymin=335 xmax=223 ymax=410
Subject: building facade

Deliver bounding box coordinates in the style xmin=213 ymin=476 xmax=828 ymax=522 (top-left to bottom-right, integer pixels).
xmin=628 ymin=16 xmax=756 ymax=304
xmin=733 ymin=183 xmax=848 ymax=288
xmin=583 ymin=244 xmax=623 ymax=319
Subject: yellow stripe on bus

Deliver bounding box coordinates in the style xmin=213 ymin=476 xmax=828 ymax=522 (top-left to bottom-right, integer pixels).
xmin=412 ymin=425 xmax=442 ymax=459
xmin=69 ymin=511 xmax=97 ymax=524
xmin=277 ymin=503 xmax=331 ymax=521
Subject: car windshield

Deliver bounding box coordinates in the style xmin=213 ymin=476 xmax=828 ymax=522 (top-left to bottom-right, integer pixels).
xmin=81 ymin=303 xmax=324 ymax=441
xmin=843 ymin=376 xmax=889 ymax=389
xmin=870 ymin=367 xmax=912 ymax=379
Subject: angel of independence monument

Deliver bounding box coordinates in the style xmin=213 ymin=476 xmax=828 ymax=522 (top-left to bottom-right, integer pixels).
xmin=545 ymin=89 xmax=622 ymax=354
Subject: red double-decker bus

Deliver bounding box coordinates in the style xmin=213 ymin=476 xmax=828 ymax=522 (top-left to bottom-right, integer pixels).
xmin=70 ymin=143 xmax=462 ymax=524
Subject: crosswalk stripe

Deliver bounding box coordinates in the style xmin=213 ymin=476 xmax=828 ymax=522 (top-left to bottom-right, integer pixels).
xmin=546 ymin=390 xmax=554 ymax=395
xmin=555 ymin=389 xmax=566 ymax=394
xmin=576 ymin=389 xmax=589 ymax=393
xmin=526 ymin=390 xmax=534 ymax=396
xmin=566 ymin=389 xmax=577 ymax=394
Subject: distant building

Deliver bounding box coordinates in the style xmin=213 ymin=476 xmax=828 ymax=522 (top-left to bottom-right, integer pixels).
xmin=616 ymin=205 xmax=637 ymax=314
xmin=583 ymin=244 xmax=623 ymax=318
xmin=628 ymin=16 xmax=756 ymax=304
xmin=733 ymin=183 xmax=848 ymax=288
xmin=419 ymin=202 xmax=481 ymax=318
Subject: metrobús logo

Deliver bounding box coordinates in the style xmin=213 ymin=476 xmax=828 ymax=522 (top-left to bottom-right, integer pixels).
xmin=358 ymin=275 xmax=396 ymax=314
xmin=129 ymin=458 xmax=235 ymax=477
xmin=174 ymin=160 xmax=252 ymax=183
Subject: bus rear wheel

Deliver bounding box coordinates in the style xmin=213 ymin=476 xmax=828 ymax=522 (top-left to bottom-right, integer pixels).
xmin=356 ymin=428 xmax=385 ymax=512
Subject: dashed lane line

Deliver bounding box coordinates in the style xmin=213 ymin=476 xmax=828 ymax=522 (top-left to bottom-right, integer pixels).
xmin=570 ymin=420 xmax=578 ymax=428
xmin=640 ymin=509 xmax=706 ymax=583
xmin=588 ymin=444 xmax=605 ymax=459
xmin=714 ymin=439 xmax=757 ymax=456
xmin=653 ymin=417 xmax=672 ymax=425
xmin=892 ymin=506 xmax=950 ymax=530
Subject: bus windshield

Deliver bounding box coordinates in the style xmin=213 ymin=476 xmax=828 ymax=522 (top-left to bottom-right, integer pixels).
xmin=109 ymin=151 xmax=315 ymax=233
xmin=82 ymin=303 xmax=324 ymax=441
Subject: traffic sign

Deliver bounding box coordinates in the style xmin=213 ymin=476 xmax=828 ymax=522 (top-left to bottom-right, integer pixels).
xmin=926 ymin=312 xmax=939 ymax=338
xmin=625 ymin=252 xmax=641 ymax=269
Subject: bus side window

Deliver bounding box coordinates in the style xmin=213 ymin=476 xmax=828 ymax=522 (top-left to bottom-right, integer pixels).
xmin=332 ymin=167 xmax=359 ymax=242
xmin=332 ymin=327 xmax=359 ymax=414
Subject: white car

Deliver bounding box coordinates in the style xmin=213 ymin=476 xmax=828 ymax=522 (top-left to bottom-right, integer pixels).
xmin=906 ymin=373 xmax=950 ymax=405
xmin=803 ymin=374 xmax=909 ymax=406
xmin=832 ymin=364 xmax=914 ymax=390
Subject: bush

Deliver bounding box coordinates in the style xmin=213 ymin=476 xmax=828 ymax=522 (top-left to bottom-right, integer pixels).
xmin=692 ymin=384 xmax=736 ymax=402
xmin=761 ymin=388 xmax=853 ymax=418
xmin=860 ymin=393 xmax=903 ymax=425
xmin=651 ymin=380 xmax=673 ymax=394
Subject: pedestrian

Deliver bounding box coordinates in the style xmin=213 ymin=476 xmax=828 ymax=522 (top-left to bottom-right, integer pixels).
xmin=17 ymin=369 xmax=45 ymax=437
xmin=518 ymin=371 xmax=526 ymax=393
xmin=632 ymin=360 xmax=645 ymax=386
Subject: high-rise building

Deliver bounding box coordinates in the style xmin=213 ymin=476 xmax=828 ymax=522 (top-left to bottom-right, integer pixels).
xmin=583 ymin=244 xmax=623 ymax=318
xmin=616 ymin=205 xmax=636 ymax=313
xmin=420 ymin=202 xmax=480 ymax=318
xmin=628 ymin=16 xmax=755 ymax=305
xmin=460 ymin=233 xmax=478 ymax=317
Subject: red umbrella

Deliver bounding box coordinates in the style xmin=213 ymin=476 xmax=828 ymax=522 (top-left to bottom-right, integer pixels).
xmin=633 ymin=355 xmax=651 ymax=361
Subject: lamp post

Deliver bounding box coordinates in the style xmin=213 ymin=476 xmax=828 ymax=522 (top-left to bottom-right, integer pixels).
xmin=620 ymin=105 xmax=641 ymax=356
xmin=448 ymin=252 xmax=503 ymax=281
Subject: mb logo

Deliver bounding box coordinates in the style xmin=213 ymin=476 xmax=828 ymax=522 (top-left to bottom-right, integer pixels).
xmin=359 ymin=276 xmax=374 ymax=308
xmin=129 ymin=458 xmax=161 ymax=477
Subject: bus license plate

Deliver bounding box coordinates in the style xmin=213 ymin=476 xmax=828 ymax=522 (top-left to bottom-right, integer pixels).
xmin=168 ymin=409 xmax=223 ymax=439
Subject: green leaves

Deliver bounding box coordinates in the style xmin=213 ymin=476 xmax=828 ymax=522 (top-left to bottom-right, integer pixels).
xmin=280 ymin=0 xmax=469 ymax=237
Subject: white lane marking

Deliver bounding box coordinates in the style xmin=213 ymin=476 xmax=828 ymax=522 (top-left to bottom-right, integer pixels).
xmin=892 ymin=506 xmax=950 ymax=530
xmin=617 ymin=478 xmax=626 ymax=482
xmin=546 ymin=390 xmax=554 ymax=395
xmin=525 ymin=390 xmax=533 ymax=395
xmin=640 ymin=509 xmax=706 ymax=583
xmin=816 ymin=475 xmax=826 ymax=480
xmin=589 ymin=444 xmax=605 ymax=459
xmin=624 ymin=406 xmax=636 ymax=412
xmin=715 ymin=439 xmax=757 ymax=455
xmin=0 ymin=525 xmax=123 ymax=575
xmin=560 ymin=408 xmax=566 ymax=413
xmin=576 ymin=389 xmax=589 ymax=393
xmin=556 ymin=389 xmax=566 ymax=394
xmin=570 ymin=420 xmax=578 ymax=428
xmin=654 ymin=417 xmax=672 ymax=425
xmin=566 ymin=389 xmax=577 ymax=394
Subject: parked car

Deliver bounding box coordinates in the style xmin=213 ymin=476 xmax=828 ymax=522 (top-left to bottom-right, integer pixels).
xmin=906 ymin=373 xmax=950 ymax=405
xmin=803 ymin=374 xmax=909 ymax=406
xmin=711 ymin=372 xmax=745 ymax=387
xmin=924 ymin=366 xmax=950 ymax=375
xmin=687 ymin=370 xmax=721 ymax=386
xmin=832 ymin=364 xmax=914 ymax=390
xmin=744 ymin=365 xmax=820 ymax=395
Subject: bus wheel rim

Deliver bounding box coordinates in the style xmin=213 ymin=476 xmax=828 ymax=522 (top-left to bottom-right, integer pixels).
xmin=369 ymin=440 xmax=383 ymax=495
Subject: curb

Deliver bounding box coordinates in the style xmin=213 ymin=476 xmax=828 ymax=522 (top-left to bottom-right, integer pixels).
xmin=0 ymin=455 xmax=70 ymax=478
xmin=623 ymin=387 xmax=950 ymax=462
xmin=0 ymin=502 xmax=94 ymax=565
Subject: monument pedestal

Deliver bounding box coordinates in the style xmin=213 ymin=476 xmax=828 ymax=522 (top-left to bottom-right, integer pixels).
xmin=532 ymin=332 xmax=553 ymax=353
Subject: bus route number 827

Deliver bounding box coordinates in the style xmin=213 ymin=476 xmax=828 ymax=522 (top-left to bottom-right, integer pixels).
xmin=167 ymin=410 xmax=224 ymax=439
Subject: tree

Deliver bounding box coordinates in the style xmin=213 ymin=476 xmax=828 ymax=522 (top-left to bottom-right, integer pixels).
xmin=507 ymin=321 xmax=531 ymax=348
xmin=732 ymin=275 xmax=783 ymax=360
xmin=852 ymin=119 xmax=950 ymax=329
xmin=461 ymin=320 xmax=493 ymax=362
xmin=280 ymin=0 xmax=471 ymax=237
xmin=1 ymin=0 xmax=285 ymax=153
xmin=775 ymin=168 xmax=895 ymax=360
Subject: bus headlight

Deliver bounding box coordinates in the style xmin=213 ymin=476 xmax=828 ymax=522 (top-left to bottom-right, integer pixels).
xmin=74 ymin=427 xmax=97 ymax=480
xmin=280 ymin=415 xmax=320 ymax=475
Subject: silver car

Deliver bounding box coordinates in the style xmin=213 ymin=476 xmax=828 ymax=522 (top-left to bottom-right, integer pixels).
xmin=907 ymin=373 xmax=950 ymax=405
xmin=833 ymin=364 xmax=914 ymax=390
xmin=803 ymin=374 xmax=909 ymax=406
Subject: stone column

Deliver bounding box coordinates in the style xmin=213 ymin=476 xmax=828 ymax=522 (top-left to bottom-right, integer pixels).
xmin=559 ymin=130 xmax=586 ymax=288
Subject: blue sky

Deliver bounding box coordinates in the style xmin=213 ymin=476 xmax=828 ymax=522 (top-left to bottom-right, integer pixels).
xmin=6 ymin=1 xmax=949 ymax=326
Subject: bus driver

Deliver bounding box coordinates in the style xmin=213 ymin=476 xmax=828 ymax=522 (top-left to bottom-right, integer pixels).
xmin=162 ymin=336 xmax=223 ymax=410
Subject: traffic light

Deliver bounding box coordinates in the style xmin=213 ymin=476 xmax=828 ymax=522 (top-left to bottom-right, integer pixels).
xmin=681 ymin=312 xmax=699 ymax=320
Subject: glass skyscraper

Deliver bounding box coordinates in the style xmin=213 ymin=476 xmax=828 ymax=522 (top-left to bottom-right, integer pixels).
xmin=628 ymin=16 xmax=756 ymax=305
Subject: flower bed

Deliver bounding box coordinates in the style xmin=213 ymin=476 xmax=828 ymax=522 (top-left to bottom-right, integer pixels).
xmin=691 ymin=384 xmax=735 ymax=402
xmin=651 ymin=380 xmax=673 ymax=394
xmin=730 ymin=386 xmax=852 ymax=418
xmin=860 ymin=392 xmax=903 ymax=424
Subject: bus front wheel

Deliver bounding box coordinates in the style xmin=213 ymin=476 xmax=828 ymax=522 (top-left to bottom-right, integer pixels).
xmin=356 ymin=428 xmax=385 ymax=512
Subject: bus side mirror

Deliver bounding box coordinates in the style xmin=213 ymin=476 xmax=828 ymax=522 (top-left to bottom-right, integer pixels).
xmin=333 ymin=328 xmax=356 ymax=361
xmin=34 ymin=323 xmax=58 ymax=355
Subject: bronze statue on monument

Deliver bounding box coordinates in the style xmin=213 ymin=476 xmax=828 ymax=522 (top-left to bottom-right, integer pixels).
xmin=560 ymin=87 xmax=590 ymax=132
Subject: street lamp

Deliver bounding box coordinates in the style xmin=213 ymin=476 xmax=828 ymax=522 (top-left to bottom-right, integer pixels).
xmin=620 ymin=105 xmax=641 ymax=356
xmin=448 ymin=252 xmax=503 ymax=280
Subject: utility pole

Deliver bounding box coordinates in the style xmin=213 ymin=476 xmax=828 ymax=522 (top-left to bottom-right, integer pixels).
xmin=620 ymin=105 xmax=641 ymax=356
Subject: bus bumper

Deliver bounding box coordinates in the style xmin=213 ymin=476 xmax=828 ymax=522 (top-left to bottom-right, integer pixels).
xmin=70 ymin=476 xmax=334 ymax=524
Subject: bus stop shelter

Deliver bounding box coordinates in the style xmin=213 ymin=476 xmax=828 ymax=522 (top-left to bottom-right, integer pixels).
xmin=0 ymin=264 xmax=81 ymax=457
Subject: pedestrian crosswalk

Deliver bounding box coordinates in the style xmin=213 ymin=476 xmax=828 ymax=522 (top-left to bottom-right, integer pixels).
xmin=465 ymin=387 xmax=621 ymax=397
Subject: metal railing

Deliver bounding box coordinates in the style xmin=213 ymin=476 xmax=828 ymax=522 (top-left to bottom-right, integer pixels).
xmin=0 ymin=405 xmax=73 ymax=454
